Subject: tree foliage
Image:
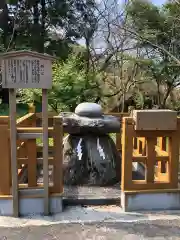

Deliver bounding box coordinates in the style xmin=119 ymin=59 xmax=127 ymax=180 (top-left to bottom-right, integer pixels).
xmin=2 ymin=0 xmax=180 ymax=112
xmin=0 ymin=0 xmax=97 ymax=56
xmin=19 ymin=46 xmax=101 ymax=112
xmin=125 ymin=0 xmax=180 ymax=108
xmin=0 ymin=0 xmax=98 ymax=104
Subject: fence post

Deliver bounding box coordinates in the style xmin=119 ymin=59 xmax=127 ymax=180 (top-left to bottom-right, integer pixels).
xmin=146 ymin=137 xmax=156 ymax=183
xmin=27 ymin=139 xmax=37 ymax=187
xmin=53 ymin=116 xmax=63 ymax=193
xmin=121 ymin=117 xmax=134 ymax=191
xmin=168 ymin=119 xmax=180 ymax=188
xmin=116 ymin=133 xmax=121 ymax=152
xmin=28 ymin=103 xmax=35 ymax=113
xmin=159 ymin=137 xmax=167 ymax=151
xmin=26 ymin=114 xmax=37 ymax=187
xmin=156 ymin=137 xmax=168 ymax=178
xmin=0 ymin=125 xmax=11 ymax=195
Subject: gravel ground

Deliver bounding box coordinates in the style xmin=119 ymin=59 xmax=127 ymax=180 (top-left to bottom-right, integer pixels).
xmin=0 ymin=220 xmax=180 ymax=239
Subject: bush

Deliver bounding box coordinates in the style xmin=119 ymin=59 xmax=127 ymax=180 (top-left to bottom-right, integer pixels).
xmin=0 ymin=103 xmax=29 ymax=117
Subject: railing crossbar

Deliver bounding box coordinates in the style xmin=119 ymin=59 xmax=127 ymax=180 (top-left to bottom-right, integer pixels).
xmin=17 ymin=133 xmax=42 ymax=139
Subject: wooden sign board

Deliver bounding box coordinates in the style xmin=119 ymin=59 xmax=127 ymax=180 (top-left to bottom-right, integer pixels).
xmin=0 ymin=50 xmax=55 ymax=217
xmin=1 ymin=51 xmax=55 ymax=89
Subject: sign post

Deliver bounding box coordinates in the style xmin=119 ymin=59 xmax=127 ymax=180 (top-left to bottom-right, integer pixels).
xmin=42 ymin=88 xmax=49 ymax=215
xmin=1 ymin=50 xmax=54 ymax=216
xmin=9 ymin=88 xmax=18 ymax=217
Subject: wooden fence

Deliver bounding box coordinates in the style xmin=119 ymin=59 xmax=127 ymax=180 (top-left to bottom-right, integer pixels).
xmin=1 ymin=112 xmax=180 ymax=197
xmin=0 ymin=112 xmax=127 ymax=197
xmin=121 ymin=117 xmax=180 ymax=191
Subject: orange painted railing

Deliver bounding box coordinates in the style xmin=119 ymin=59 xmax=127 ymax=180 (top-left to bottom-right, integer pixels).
xmin=0 ymin=113 xmax=63 ymax=195
xmin=17 ymin=117 xmax=63 ymax=194
xmin=2 ymin=111 xmax=179 ymax=196
xmin=0 ymin=113 xmax=36 ymax=195
xmin=121 ymin=117 xmax=180 ymax=191
xmin=0 ymin=116 xmax=11 ymax=195
xmin=0 ymin=111 xmax=127 ymax=196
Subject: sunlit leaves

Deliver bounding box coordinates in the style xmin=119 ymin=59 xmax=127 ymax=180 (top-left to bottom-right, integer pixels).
xmin=19 ymin=46 xmax=100 ymax=112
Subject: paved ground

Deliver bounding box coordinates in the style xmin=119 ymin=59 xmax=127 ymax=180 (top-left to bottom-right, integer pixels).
xmin=1 ymin=206 xmax=180 ymax=239
xmin=0 ymin=220 xmax=180 ymax=239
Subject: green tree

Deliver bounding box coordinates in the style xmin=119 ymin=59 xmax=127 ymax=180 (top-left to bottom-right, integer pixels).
xmin=126 ymin=0 xmax=180 ymax=108
xmin=19 ymin=46 xmax=101 ymax=112
xmin=0 ymin=0 xmax=98 ymax=104
xmin=3 ymin=0 xmax=97 ymax=56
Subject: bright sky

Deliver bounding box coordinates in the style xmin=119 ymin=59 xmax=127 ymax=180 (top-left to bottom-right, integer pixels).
xmin=95 ymin=0 xmax=167 ymax=6
xmin=151 ymin=0 xmax=166 ymax=5
xmin=96 ymin=0 xmax=167 ymax=5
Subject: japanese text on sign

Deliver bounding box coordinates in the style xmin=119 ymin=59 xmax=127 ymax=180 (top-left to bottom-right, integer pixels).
xmin=7 ymin=59 xmax=44 ymax=84
xmin=2 ymin=56 xmax=52 ymax=89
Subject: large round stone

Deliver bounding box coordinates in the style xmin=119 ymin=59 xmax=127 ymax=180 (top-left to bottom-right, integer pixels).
xmin=75 ymin=102 xmax=103 ymax=118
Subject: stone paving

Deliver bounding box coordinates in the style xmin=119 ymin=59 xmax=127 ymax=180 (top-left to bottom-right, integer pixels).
xmin=0 ymin=220 xmax=180 ymax=239
xmin=1 ymin=206 xmax=180 ymax=227
xmin=0 ymin=206 xmax=180 ymax=240
xmin=0 ymin=206 xmax=180 ymax=239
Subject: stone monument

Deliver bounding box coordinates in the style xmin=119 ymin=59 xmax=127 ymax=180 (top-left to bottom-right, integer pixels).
xmin=61 ymin=102 xmax=121 ymax=186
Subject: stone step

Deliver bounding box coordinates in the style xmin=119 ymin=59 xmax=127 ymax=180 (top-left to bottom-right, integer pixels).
xmin=63 ymin=185 xmax=121 ymax=206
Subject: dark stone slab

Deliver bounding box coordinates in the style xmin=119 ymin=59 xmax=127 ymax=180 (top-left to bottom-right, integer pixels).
xmin=60 ymin=112 xmax=121 ymax=134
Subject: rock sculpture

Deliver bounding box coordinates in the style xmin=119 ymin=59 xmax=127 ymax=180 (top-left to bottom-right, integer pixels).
xmin=61 ymin=102 xmax=121 ymax=186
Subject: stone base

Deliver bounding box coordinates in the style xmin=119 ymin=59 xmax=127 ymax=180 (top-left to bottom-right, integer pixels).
xmin=121 ymin=190 xmax=180 ymax=211
xmin=0 ymin=196 xmax=62 ymax=216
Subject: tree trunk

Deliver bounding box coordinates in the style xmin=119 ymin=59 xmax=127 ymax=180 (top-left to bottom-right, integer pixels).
xmin=40 ymin=0 xmax=46 ymax=53
xmin=0 ymin=3 xmax=9 ymax=104
xmin=32 ymin=1 xmax=41 ymax=52
xmin=161 ymin=85 xmax=173 ymax=108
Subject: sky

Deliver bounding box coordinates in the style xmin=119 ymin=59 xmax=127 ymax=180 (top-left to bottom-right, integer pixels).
xmin=151 ymin=0 xmax=166 ymax=5
xmin=95 ymin=0 xmax=167 ymax=5
xmin=78 ymin=0 xmax=167 ymax=46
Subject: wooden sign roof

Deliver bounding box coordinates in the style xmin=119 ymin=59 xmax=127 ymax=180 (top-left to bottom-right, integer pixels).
xmin=0 ymin=50 xmax=56 ymax=61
